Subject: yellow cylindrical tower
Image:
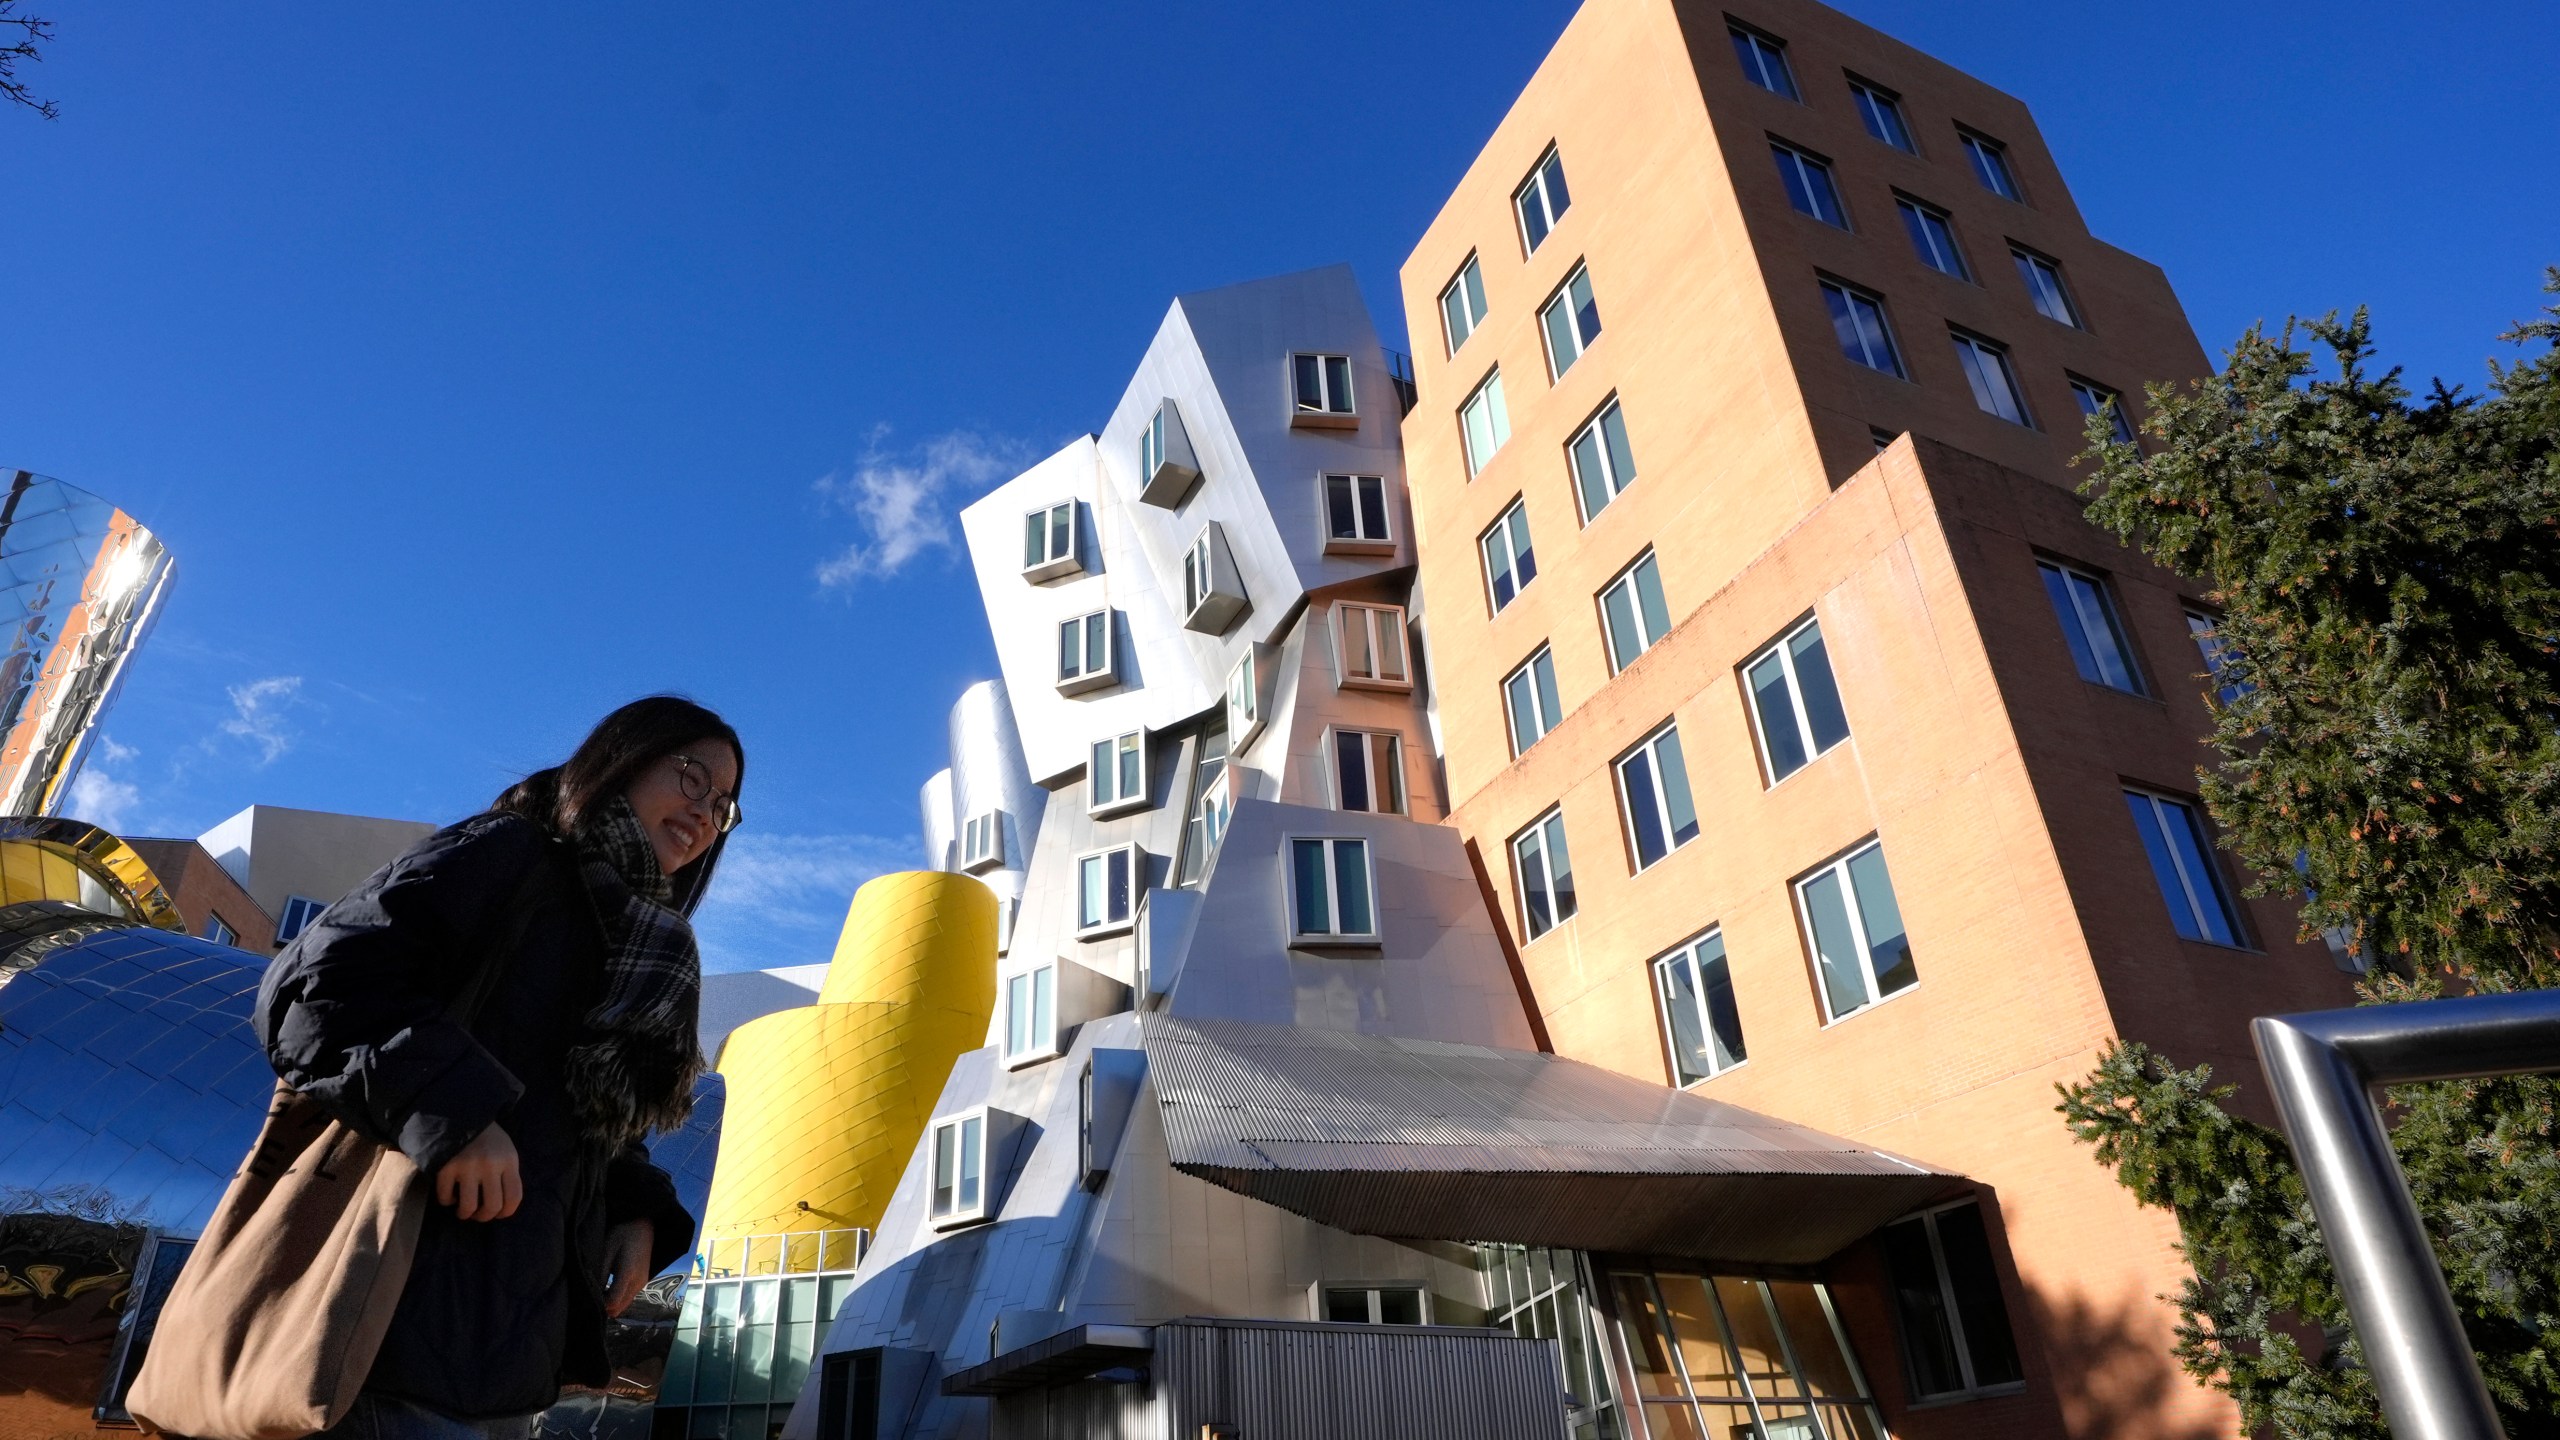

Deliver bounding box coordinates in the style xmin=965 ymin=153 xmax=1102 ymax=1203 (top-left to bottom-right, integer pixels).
xmin=699 ymin=871 xmax=996 ymax=1266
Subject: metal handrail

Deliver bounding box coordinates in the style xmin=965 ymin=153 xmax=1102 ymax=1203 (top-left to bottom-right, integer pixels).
xmin=2253 ymin=990 xmax=2560 ymax=1440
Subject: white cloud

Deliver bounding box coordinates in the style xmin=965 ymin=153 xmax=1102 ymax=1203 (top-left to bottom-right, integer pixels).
xmin=813 ymin=429 xmax=1026 ymax=586
xmin=67 ymin=763 xmax=142 ymax=833
xmin=220 ymin=676 xmax=303 ymax=764
xmin=97 ymin=736 xmax=139 ymax=764
xmin=689 ymin=830 xmax=919 ymax=973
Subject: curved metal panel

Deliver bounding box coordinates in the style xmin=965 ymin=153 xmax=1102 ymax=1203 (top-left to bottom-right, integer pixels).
xmin=946 ymin=678 xmax=1043 ymax=904
xmin=0 ymin=472 xmax=176 ymax=819
xmin=0 ymin=816 xmax=187 ymax=929
xmin=918 ymin=767 xmax=957 ymax=874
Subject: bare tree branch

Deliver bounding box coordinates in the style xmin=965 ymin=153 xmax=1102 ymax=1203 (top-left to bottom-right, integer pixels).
xmin=1 ymin=2 xmax=58 ymax=121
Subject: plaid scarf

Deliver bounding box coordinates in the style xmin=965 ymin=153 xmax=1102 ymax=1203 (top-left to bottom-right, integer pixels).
xmin=564 ymin=795 xmax=705 ymax=1151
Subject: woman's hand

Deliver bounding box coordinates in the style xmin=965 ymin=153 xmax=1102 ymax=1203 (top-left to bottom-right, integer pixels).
xmin=603 ymin=1220 xmax=654 ymax=1318
xmin=434 ymin=1121 xmax=522 ymax=1221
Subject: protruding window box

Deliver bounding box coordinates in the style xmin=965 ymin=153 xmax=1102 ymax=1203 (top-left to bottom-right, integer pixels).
xmin=1333 ymin=602 xmax=1412 ymax=692
xmin=960 ymin=811 xmax=1006 ymax=873
xmin=1021 ymin=500 xmax=1084 ymax=583
xmin=1225 ymin=646 xmax=1271 ymax=753
xmin=1138 ymin=399 xmax=1202 ymax=508
xmin=1088 ymin=730 xmax=1150 ymax=817
xmin=1181 ymin=523 xmax=1250 ymax=634
xmin=1057 ymin=609 xmax=1118 ymax=695
xmin=1321 ymin=474 xmax=1396 ymax=556
xmin=927 ymin=1105 xmax=1025 ymax=1230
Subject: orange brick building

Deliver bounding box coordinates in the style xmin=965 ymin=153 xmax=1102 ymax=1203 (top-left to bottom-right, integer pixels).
xmin=1399 ymin=2 xmax=2357 ymax=1435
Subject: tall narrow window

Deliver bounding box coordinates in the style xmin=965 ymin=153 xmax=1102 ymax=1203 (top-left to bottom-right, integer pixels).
xmin=1335 ymin=603 xmax=1411 ymax=689
xmin=1460 ymin=369 xmax=1511 ymax=476
xmin=1959 ymin=130 xmax=2021 ymax=200
xmin=1057 ymin=610 xmax=1115 ymax=693
xmin=1896 ymin=196 xmax=1970 ymax=279
xmin=1615 ymin=721 xmax=1699 ymax=871
xmin=2126 ymin=789 xmax=2246 ymax=946
xmin=1568 ymin=400 xmax=1637 ymax=521
xmin=1440 ymin=254 xmax=1489 ymax=354
xmin=1322 ymin=473 xmax=1393 ymax=552
xmin=1514 ymin=147 xmax=1572 ymax=254
xmin=1088 ymin=730 xmax=1146 ymax=814
xmin=1481 ymin=498 xmax=1538 ymax=613
xmin=1003 ymin=964 xmax=1057 ymax=1064
xmin=1225 ymin=651 xmax=1263 ymax=748
xmin=1333 ymin=730 xmax=1407 ymax=815
xmin=1950 ymin=329 xmax=2033 ymax=426
xmin=1076 ymin=845 xmax=1139 ymax=936
xmin=1729 ymin=25 xmax=1799 ymax=99
xmin=1654 ymin=930 xmax=1747 ymax=1085
xmin=2037 ymin=559 xmax=2143 ymax=693
xmin=2069 ymin=376 xmax=2135 ymax=444
xmin=1881 ymin=1201 xmax=2024 ymax=1399
xmin=1179 ymin=725 xmax=1233 ymax=886
xmin=1599 ymin=551 xmax=1671 ymax=673
xmin=2011 ymin=246 xmax=2082 ymax=328
xmin=1797 ymin=840 xmax=1917 ymax=1021
xmin=1288 ymin=837 xmax=1378 ymax=943
xmin=1820 ymin=279 xmax=1904 ymax=377
xmin=1504 ymin=646 xmax=1562 ymax=757
xmin=1021 ymin=501 xmax=1078 ymax=580
xmin=1849 ymin=78 xmax=1914 ymax=151
xmin=928 ymin=1111 xmax=988 ymax=1226
xmin=1540 ymin=265 xmax=1603 ymax=377
xmin=1292 ymin=353 xmax=1355 ymax=418
xmin=1745 ymin=616 xmax=1852 ymax=783
xmin=1512 ymin=808 xmax=1578 ymax=940
xmin=1770 ymin=142 xmax=1846 ymax=227
xmin=2185 ymin=609 xmax=2250 ymax=707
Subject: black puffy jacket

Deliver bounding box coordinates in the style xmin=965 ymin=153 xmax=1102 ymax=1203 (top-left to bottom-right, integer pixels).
xmin=253 ymin=811 xmax=697 ymax=1420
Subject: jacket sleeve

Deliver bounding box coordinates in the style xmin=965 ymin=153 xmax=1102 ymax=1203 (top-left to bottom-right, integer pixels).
xmin=606 ymin=1140 xmax=698 ymax=1275
xmin=253 ymin=814 xmax=543 ymax=1177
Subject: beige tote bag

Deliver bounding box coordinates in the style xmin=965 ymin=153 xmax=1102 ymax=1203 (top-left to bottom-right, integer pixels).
xmin=128 ymin=866 xmax=547 ymax=1440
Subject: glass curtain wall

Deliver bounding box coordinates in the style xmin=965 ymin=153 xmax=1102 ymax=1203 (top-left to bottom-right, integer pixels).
xmin=1609 ymin=1269 xmax=1888 ymax=1440
xmin=658 ymin=1231 xmax=867 ymax=1440
xmin=1477 ymin=1244 xmax=1626 ymax=1440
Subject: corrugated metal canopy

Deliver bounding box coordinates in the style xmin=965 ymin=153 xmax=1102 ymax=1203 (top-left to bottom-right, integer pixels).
xmin=1144 ymin=1015 xmax=1963 ymax=1266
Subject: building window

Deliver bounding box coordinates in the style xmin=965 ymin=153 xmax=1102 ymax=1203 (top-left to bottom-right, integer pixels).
xmin=1655 ymin=930 xmax=1746 ymax=1085
xmin=961 ymin=811 xmax=1005 ymax=872
xmin=1959 ymin=129 xmax=2021 ymax=200
xmin=1002 ymin=964 xmax=1057 ymax=1065
xmin=1819 ymin=279 xmax=1904 ymax=377
xmin=1514 ymin=146 xmax=1572 ymax=254
xmin=1138 ymin=399 xmax=1202 ymax=507
xmin=1225 ymin=651 xmax=1263 ymax=749
xmin=1613 ymin=1268 xmax=1891 ymax=1439
xmin=276 ymin=895 xmax=325 ymax=946
xmin=1441 ymin=254 xmax=1488 ymax=354
xmin=1871 ymin=426 xmax=1901 ymax=453
xmin=1950 ymin=329 xmax=2033 ymax=426
xmin=929 ymin=1110 xmax=989 ymax=1226
xmin=1178 ymin=727 xmax=1234 ymax=886
xmin=1477 ymin=1247 xmax=1623 ymax=1437
xmin=1729 ymin=24 xmax=1799 ymax=99
xmin=1056 ymin=610 xmax=1115 ymax=694
xmin=1504 ymin=646 xmax=1563 ymax=757
xmin=1770 ymin=141 xmax=1846 ymax=227
xmin=1076 ymin=845 xmax=1139 ymax=937
xmin=1480 ymin=499 xmax=1538 ymax=615
xmin=1896 ymin=195 xmax=1970 ymax=280
xmin=2037 ymin=559 xmax=2144 ymax=693
xmin=1881 ymin=1201 xmax=2025 ymax=1399
xmin=2126 ymin=789 xmax=2247 ymax=947
xmin=1745 ymin=616 xmax=1852 ymax=783
xmin=1087 ymin=730 xmax=1147 ymax=815
xmin=1333 ymin=730 xmax=1406 ymax=815
xmin=1540 ymin=264 xmax=1603 ymax=378
xmin=1021 ymin=501 xmax=1080 ymax=581
xmin=995 ymin=896 xmax=1016 ymax=957
xmin=1849 ymin=77 xmax=1914 ymax=150
xmin=1181 ymin=522 xmax=1249 ymax=632
xmin=1335 ymin=602 xmax=1411 ymax=690
xmin=1797 ymin=840 xmax=1917 ymax=1021
xmin=1323 ymin=473 xmax=1394 ymax=553
xmin=2185 ymin=609 xmax=2250 ymax=707
xmin=1511 ymin=808 xmax=1578 ymax=941
xmin=1288 ymin=837 xmax=1378 ymax=944
xmin=1615 ymin=721 xmax=1699 ymax=871
xmin=2011 ymin=246 xmax=2081 ymax=328
xmin=1460 ymin=369 xmax=1512 ymax=477
xmin=1318 ymin=1285 xmax=1428 ymax=1325
xmin=202 ymin=914 xmax=239 ymax=947
xmin=1568 ymin=399 xmax=1637 ymax=522
xmin=2070 ymin=376 xmax=2135 ymax=444
xmin=1291 ymin=353 xmax=1355 ymax=420
xmin=1599 ymin=551 xmax=1671 ymax=673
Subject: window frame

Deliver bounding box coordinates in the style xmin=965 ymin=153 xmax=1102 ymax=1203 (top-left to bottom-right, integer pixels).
xmin=2036 ymin=557 xmax=2146 ymax=694
xmin=2010 ymin=244 xmax=2083 ymax=329
xmin=1087 ymin=730 xmax=1148 ymax=817
xmin=1001 ymin=963 xmax=1059 ymax=1067
xmin=1894 ymin=193 xmax=1971 ymax=280
xmin=1958 ymin=127 xmax=2023 ymax=201
xmin=1949 ymin=327 xmax=2034 ymax=427
xmin=2183 ymin=606 xmax=2249 ymax=707
xmin=1480 ymin=496 xmax=1538 ymax=615
xmin=1312 ymin=1282 xmax=1432 ymax=1326
xmin=1567 ymin=397 xmax=1638 ymax=523
xmin=1021 ymin=500 xmax=1080 ymax=581
xmin=1795 ymin=838 xmax=1919 ymax=1024
xmin=1847 ymin=75 xmax=1915 ymax=151
xmin=1598 ymin=550 xmax=1672 ymax=675
xmin=1074 ymin=843 xmax=1141 ymax=939
xmin=1056 ymin=609 xmax=1116 ymax=694
xmin=961 ymin=810 xmax=1005 ymax=872
xmin=1538 ymin=262 xmax=1604 ymax=379
xmin=1321 ymin=473 xmax=1395 ymax=555
xmin=1286 ymin=835 xmax=1381 ymax=947
xmin=1727 ymin=22 xmax=1800 ymax=100
xmin=1513 ymin=145 xmax=1573 ymax=256
xmin=1330 ymin=728 xmax=1408 ymax=816
xmin=1225 ymin=650 xmax=1265 ymax=751
xmin=1290 ymin=352 xmax=1356 ymax=421
xmin=1510 ymin=806 xmax=1578 ymax=942
xmin=928 ymin=1108 xmax=991 ymax=1228
xmin=1334 ymin=601 xmax=1413 ymax=691
xmin=1503 ymin=645 xmax=1563 ymax=758
xmin=1459 ymin=367 xmax=1512 ymax=477
xmin=1882 ymin=1199 xmax=2027 ymax=1400
xmin=1769 ymin=139 xmax=1848 ymax=228
xmin=1653 ymin=928 xmax=1748 ymax=1086
xmin=276 ymin=895 xmax=325 ymax=946
xmin=203 ymin=914 xmax=239 ymax=947
xmin=1614 ymin=719 xmax=1699 ymax=872
xmin=2125 ymin=786 xmax=2250 ymax=948
xmin=2068 ymin=375 xmax=2136 ymax=445
xmin=1440 ymin=253 xmax=1488 ymax=356
xmin=1742 ymin=614 xmax=1853 ymax=786
xmin=1818 ymin=276 xmax=1906 ymax=378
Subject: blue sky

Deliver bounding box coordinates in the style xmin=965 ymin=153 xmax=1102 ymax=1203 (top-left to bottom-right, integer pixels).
xmin=9 ymin=1 xmax=2553 ymax=971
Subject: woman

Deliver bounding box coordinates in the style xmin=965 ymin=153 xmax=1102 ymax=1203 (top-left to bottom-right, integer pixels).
xmin=255 ymin=696 xmax=744 ymax=1439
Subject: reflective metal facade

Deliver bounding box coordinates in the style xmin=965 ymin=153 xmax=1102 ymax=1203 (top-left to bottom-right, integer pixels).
xmin=0 ymin=471 xmax=175 ymax=818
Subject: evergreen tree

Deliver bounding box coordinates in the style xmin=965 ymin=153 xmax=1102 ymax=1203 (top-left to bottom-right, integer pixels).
xmin=2056 ymin=271 xmax=2560 ymax=1439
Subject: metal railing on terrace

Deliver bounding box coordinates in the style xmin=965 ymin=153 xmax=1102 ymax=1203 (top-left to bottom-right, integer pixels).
xmin=690 ymin=1226 xmax=870 ymax=1279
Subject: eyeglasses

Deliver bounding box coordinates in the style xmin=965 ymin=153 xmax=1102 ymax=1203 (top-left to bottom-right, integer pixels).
xmin=670 ymin=753 xmax=743 ymax=832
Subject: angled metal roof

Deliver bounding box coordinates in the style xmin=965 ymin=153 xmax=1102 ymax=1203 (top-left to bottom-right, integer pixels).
xmin=1143 ymin=1015 xmax=1963 ymax=1266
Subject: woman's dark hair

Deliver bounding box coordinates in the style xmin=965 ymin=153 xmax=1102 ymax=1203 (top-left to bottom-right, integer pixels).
xmin=495 ymin=695 xmax=746 ymax=914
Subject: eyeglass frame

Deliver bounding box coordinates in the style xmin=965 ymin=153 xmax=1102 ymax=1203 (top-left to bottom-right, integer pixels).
xmin=669 ymin=753 xmax=744 ymax=832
